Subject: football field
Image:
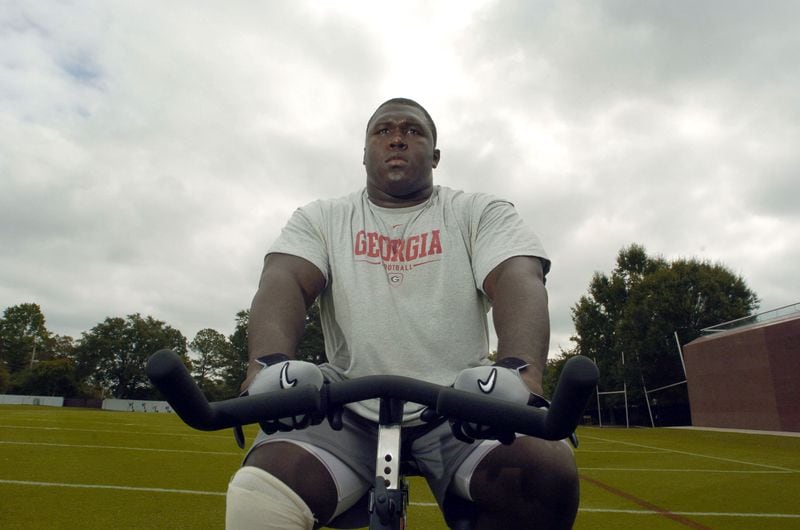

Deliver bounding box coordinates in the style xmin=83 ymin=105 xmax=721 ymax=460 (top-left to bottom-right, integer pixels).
xmin=1 ymin=405 xmax=799 ymax=529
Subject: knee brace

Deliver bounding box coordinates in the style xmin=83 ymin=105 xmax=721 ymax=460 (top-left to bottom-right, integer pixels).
xmin=226 ymin=466 xmax=315 ymax=530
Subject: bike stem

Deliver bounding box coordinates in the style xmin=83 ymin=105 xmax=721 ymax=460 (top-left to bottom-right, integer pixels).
xmin=369 ymin=397 xmax=408 ymax=530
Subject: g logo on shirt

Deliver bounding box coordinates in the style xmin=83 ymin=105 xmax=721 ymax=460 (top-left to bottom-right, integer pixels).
xmin=388 ymin=273 xmax=404 ymax=286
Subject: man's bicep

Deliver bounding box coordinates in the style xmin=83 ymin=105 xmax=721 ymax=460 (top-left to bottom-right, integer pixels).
xmin=483 ymin=256 xmax=545 ymax=301
xmin=260 ymin=253 xmax=326 ymax=307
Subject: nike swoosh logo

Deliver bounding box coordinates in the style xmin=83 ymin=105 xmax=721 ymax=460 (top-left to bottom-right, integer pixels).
xmin=477 ymin=368 xmax=498 ymax=394
xmin=279 ymin=363 xmax=297 ymax=389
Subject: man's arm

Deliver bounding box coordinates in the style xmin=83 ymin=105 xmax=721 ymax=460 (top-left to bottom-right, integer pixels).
xmin=244 ymin=253 xmax=326 ymax=391
xmin=483 ymin=256 xmax=550 ymax=395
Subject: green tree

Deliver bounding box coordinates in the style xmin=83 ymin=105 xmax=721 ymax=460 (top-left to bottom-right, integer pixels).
xmin=0 ymin=362 xmax=9 ymax=393
xmin=297 ymin=301 xmax=325 ymax=365
xmin=49 ymin=334 xmax=75 ymax=359
xmin=74 ymin=314 xmax=187 ymax=399
xmin=0 ymin=303 xmax=51 ymax=374
xmin=220 ymin=302 xmax=327 ymax=396
xmin=10 ymin=358 xmax=82 ymax=397
xmin=190 ymin=328 xmax=233 ymax=400
xmin=571 ymin=244 xmax=759 ymax=418
xmin=222 ymin=309 xmax=250 ymax=396
xmin=571 ymin=245 xmax=667 ymax=393
xmin=541 ymin=349 xmax=579 ymax=399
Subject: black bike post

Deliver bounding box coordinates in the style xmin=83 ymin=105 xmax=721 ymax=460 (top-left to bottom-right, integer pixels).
xmin=368 ymin=397 xmax=407 ymax=530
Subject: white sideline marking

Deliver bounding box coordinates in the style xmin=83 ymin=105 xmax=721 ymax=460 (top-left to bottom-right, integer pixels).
xmin=0 ymin=424 xmax=228 ymax=439
xmin=580 ymin=466 xmax=791 ymax=474
xmin=578 ymin=449 xmax=667 ymax=453
xmin=578 ymin=508 xmax=800 ymax=519
xmin=0 ymin=440 xmax=240 ymax=456
xmin=408 ymin=503 xmax=800 ymax=518
xmin=0 ymin=479 xmax=225 ymax=496
xmin=4 ymin=481 xmax=797 ymax=520
xmin=581 ymin=434 xmax=799 ymax=473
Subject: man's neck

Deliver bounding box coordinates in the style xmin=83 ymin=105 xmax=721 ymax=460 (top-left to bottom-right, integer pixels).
xmin=366 ymin=186 xmax=434 ymax=209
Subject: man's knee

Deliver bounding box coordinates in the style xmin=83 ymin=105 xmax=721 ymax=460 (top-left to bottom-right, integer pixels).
xmin=240 ymin=442 xmax=338 ymax=526
xmin=469 ymin=437 xmax=579 ymax=516
xmin=226 ymin=466 xmax=315 ymax=530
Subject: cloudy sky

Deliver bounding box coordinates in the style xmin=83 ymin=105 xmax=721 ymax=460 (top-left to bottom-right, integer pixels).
xmin=2 ymin=0 xmax=799 ymax=359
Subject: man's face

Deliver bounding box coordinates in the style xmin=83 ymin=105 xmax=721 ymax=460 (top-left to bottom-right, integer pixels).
xmin=363 ymin=103 xmax=440 ymax=206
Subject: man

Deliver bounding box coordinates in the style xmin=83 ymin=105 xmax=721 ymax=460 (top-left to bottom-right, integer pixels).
xmin=226 ymin=99 xmax=579 ymax=529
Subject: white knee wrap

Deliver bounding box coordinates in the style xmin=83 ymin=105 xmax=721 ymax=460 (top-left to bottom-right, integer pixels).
xmin=226 ymin=466 xmax=315 ymax=530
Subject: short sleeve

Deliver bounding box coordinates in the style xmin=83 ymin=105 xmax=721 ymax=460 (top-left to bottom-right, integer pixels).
xmin=471 ymin=200 xmax=550 ymax=294
xmin=267 ymin=203 xmax=330 ymax=284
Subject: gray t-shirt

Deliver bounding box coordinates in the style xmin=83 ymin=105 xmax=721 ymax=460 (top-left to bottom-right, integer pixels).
xmin=268 ymin=185 xmax=549 ymax=421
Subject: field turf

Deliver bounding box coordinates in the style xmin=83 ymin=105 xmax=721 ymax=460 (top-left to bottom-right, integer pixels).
xmin=1 ymin=405 xmax=799 ymax=529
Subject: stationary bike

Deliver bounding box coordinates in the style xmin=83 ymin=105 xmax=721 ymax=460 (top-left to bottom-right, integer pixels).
xmin=146 ymin=350 xmax=598 ymax=530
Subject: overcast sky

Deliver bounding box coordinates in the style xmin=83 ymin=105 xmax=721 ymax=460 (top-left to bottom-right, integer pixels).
xmin=2 ymin=0 xmax=799 ymax=359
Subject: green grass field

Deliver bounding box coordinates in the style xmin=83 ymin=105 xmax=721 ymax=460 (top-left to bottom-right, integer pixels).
xmin=2 ymin=405 xmax=799 ymax=529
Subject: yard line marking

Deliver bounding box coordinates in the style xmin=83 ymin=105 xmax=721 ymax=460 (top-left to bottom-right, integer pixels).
xmin=0 ymin=440 xmax=241 ymax=456
xmin=581 ymin=466 xmax=790 ymax=474
xmin=581 ymin=434 xmax=799 ymax=473
xmin=407 ymin=504 xmax=800 ymax=518
xmin=6 ymin=480 xmax=797 ymax=521
xmin=579 ymin=508 xmax=800 ymax=519
xmin=0 ymin=416 xmax=155 ymax=427
xmin=580 ymin=474 xmax=712 ymax=529
xmin=0 ymin=424 xmax=228 ymax=440
xmin=0 ymin=479 xmax=225 ymax=496
xmin=579 ymin=449 xmax=668 ymax=453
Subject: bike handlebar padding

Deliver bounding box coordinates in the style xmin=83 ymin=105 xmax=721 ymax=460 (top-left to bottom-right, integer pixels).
xmin=146 ymin=350 xmax=598 ymax=440
xmin=146 ymin=349 xmax=322 ymax=431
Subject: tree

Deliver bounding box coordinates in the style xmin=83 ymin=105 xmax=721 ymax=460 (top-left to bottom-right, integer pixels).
xmin=219 ymin=302 xmax=327 ymax=395
xmin=74 ymin=314 xmax=187 ymax=399
xmin=190 ymin=328 xmax=233 ymax=400
xmin=0 ymin=303 xmax=51 ymax=374
xmin=0 ymin=363 xmax=9 ymax=393
xmin=49 ymin=334 xmax=75 ymax=359
xmin=222 ymin=310 xmax=250 ymax=396
xmin=10 ymin=358 xmax=82 ymax=397
xmin=571 ymin=244 xmax=759 ymax=420
xmin=297 ymin=301 xmax=325 ymax=365
xmin=541 ymin=349 xmax=579 ymax=399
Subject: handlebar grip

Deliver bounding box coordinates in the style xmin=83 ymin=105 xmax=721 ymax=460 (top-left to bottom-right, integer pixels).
xmin=146 ymin=349 xmax=323 ymax=430
xmin=147 ymin=349 xmax=218 ymax=430
xmin=436 ymin=388 xmax=549 ymax=436
xmin=436 ymin=355 xmax=598 ymax=440
xmin=545 ymin=355 xmax=599 ymax=438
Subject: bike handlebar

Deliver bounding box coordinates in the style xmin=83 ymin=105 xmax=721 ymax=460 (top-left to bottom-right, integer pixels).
xmin=146 ymin=350 xmax=598 ymax=441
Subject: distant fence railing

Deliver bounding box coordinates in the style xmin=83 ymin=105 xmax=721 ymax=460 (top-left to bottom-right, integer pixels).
xmin=0 ymin=394 xmax=171 ymax=412
xmin=0 ymin=394 xmax=64 ymax=407
xmin=700 ymin=302 xmax=800 ymax=335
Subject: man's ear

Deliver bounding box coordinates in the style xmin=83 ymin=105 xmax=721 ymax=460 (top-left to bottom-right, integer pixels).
xmin=362 ymin=147 xmax=366 ymax=165
xmin=432 ymin=148 xmax=441 ymax=168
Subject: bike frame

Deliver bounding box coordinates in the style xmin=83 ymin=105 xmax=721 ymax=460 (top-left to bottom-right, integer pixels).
xmin=146 ymin=351 xmax=598 ymax=529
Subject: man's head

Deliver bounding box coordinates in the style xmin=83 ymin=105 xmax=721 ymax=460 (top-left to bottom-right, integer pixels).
xmin=366 ymin=98 xmax=438 ymax=147
xmin=363 ymin=98 xmax=441 ymax=207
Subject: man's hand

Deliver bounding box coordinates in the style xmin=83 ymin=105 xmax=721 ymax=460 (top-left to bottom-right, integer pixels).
xmin=245 ymin=354 xmax=325 ymax=434
xmin=449 ymin=357 xmax=548 ymax=445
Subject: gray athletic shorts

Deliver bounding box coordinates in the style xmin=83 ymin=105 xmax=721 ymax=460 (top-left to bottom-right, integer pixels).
xmin=245 ymin=409 xmax=490 ymax=507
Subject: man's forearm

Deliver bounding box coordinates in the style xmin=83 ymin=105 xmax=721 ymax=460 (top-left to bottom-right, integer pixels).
xmin=248 ymin=282 xmax=307 ymax=361
xmin=245 ymin=254 xmax=326 ymax=381
xmin=494 ymin=282 xmax=549 ymax=392
xmin=244 ymin=285 xmax=307 ymax=388
xmin=488 ymin=257 xmax=550 ymax=394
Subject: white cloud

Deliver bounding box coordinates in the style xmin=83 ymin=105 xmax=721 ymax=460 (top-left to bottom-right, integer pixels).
xmin=2 ymin=0 xmax=798 ymax=362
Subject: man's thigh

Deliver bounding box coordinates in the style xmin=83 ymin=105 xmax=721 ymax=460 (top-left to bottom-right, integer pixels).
xmin=468 ymin=436 xmax=579 ymax=526
xmin=245 ymin=411 xmax=377 ymax=483
xmin=242 ymin=412 xmax=378 ymax=524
